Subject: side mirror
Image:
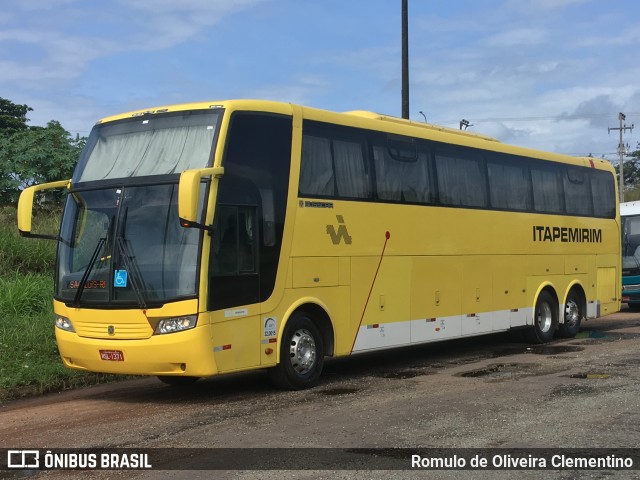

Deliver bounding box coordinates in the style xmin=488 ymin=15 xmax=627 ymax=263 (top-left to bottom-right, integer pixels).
xmin=178 ymin=166 xmax=224 ymax=229
xmin=17 ymin=179 xmax=71 ymax=239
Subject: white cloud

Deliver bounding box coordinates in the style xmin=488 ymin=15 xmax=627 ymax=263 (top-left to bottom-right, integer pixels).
xmin=118 ymin=0 xmax=269 ymax=50
xmin=483 ymin=28 xmax=548 ymax=48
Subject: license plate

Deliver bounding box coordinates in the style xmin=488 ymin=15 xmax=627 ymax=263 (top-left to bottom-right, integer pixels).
xmin=100 ymin=350 xmax=124 ymax=361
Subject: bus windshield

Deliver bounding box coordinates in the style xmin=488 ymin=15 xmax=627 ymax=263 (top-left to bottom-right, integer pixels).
xmin=73 ymin=110 xmax=220 ymax=183
xmin=56 ymin=183 xmax=202 ymax=307
xmin=622 ymin=215 xmax=640 ymax=274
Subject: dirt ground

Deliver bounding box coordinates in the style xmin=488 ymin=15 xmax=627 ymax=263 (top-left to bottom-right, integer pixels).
xmin=1 ymin=309 xmax=640 ymax=480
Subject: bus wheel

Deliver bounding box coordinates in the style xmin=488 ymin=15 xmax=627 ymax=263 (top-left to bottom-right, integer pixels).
xmin=157 ymin=375 xmax=200 ymax=387
xmin=556 ymin=291 xmax=582 ymax=338
xmin=268 ymin=313 xmax=324 ymax=390
xmin=525 ymin=291 xmax=557 ymax=344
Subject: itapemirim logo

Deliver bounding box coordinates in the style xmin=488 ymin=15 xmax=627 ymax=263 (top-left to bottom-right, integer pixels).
xmin=326 ymin=215 xmax=352 ymax=245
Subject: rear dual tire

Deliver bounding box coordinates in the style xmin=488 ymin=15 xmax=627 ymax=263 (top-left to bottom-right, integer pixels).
xmin=556 ymin=291 xmax=582 ymax=338
xmin=525 ymin=291 xmax=557 ymax=344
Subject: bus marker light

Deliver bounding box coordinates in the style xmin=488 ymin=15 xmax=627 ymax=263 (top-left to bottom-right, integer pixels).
xmin=265 ymin=348 xmax=273 ymax=355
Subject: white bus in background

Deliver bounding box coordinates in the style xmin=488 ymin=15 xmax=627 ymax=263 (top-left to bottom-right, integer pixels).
xmin=621 ymin=201 xmax=640 ymax=309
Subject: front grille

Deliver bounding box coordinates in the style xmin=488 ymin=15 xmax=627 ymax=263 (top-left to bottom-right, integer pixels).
xmin=74 ymin=319 xmax=153 ymax=339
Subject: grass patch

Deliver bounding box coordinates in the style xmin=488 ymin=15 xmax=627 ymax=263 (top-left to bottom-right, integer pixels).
xmin=0 ymin=207 xmax=58 ymax=274
xmin=0 ymin=206 xmax=117 ymax=402
xmin=0 ymin=273 xmax=52 ymax=316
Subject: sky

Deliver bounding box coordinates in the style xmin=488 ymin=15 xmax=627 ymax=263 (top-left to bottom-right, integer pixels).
xmin=2 ymin=0 xmax=640 ymax=163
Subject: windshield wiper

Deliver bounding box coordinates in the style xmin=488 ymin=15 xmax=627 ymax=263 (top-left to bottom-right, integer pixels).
xmin=116 ymin=237 xmax=148 ymax=309
xmin=72 ymin=237 xmax=106 ymax=307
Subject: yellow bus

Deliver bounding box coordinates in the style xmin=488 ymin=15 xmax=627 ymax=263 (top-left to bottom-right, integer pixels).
xmin=17 ymin=100 xmax=620 ymax=389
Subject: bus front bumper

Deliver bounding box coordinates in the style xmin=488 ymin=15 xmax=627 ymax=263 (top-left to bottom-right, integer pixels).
xmin=55 ymin=325 xmax=218 ymax=377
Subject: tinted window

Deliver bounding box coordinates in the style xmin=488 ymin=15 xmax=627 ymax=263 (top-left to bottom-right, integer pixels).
xmin=373 ymin=137 xmax=434 ymax=204
xmin=300 ymin=135 xmax=334 ymax=196
xmin=435 ymin=147 xmax=487 ymax=208
xmin=532 ymin=165 xmax=564 ymax=213
xmin=564 ymin=167 xmax=593 ymax=216
xmin=591 ymin=170 xmax=616 ymax=218
xmin=210 ymin=113 xmax=292 ymax=310
xmin=334 ymin=139 xmax=369 ymax=198
xmin=487 ymin=159 xmax=532 ymax=211
xmin=300 ymin=123 xmax=370 ymax=200
xmin=299 ymin=120 xmax=615 ymax=219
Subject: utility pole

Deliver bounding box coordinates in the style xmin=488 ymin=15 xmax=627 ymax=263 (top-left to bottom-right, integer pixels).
xmin=609 ymin=113 xmax=634 ymax=202
xmin=401 ymin=0 xmax=409 ymax=119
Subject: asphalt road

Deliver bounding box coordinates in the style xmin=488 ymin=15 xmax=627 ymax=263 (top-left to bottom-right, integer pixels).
xmin=1 ymin=309 xmax=640 ymax=480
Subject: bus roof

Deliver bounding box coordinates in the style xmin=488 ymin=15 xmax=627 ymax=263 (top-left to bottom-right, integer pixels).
xmin=95 ymin=99 xmax=615 ymax=173
xmin=342 ymin=110 xmax=500 ymax=143
xmin=621 ymin=201 xmax=640 ymax=216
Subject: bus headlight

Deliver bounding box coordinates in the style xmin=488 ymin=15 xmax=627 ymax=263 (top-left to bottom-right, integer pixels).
xmin=55 ymin=315 xmax=75 ymax=332
xmin=154 ymin=315 xmax=198 ymax=335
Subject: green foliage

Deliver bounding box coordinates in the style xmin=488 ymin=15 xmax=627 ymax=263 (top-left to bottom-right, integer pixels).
xmin=0 ymin=97 xmax=32 ymax=133
xmin=614 ymin=144 xmax=640 ymax=195
xmin=0 ymin=207 xmax=58 ymax=274
xmin=0 ymin=273 xmax=52 ymax=316
xmin=0 ymin=97 xmax=85 ymax=206
xmin=0 ymin=206 xmax=113 ymax=400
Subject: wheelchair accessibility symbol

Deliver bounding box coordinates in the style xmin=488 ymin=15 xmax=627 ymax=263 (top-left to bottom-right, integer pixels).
xmin=114 ymin=270 xmax=128 ymax=288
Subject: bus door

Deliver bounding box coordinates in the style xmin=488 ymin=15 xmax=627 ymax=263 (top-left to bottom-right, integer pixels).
xmin=209 ymin=203 xmax=262 ymax=372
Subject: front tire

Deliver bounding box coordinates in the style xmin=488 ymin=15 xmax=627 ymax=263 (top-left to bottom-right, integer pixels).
xmin=525 ymin=290 xmax=558 ymax=344
xmin=268 ymin=313 xmax=324 ymax=390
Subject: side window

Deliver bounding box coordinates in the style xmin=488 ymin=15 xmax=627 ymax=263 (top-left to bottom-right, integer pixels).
xmin=211 ymin=205 xmax=257 ymax=276
xmin=333 ymin=139 xmax=369 ymax=199
xmin=591 ymin=170 xmax=616 ymax=218
xmin=435 ymin=147 xmax=487 ymax=208
xmin=564 ymin=167 xmax=593 ymax=216
xmin=300 ymin=135 xmax=334 ymax=196
xmin=373 ymin=137 xmax=434 ymax=204
xmin=487 ymin=159 xmax=532 ymax=211
xmin=531 ymin=165 xmax=564 ymax=213
xmin=300 ymin=122 xmax=370 ymax=200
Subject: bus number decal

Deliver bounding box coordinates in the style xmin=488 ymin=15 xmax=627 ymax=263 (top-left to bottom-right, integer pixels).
xmin=264 ymin=317 xmax=277 ymax=337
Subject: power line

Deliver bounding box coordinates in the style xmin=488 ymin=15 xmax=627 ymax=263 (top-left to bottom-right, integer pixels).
xmin=432 ymin=112 xmax=640 ymax=125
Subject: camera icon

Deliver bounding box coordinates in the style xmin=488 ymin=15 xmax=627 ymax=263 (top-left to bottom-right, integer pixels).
xmin=7 ymin=450 xmax=40 ymax=469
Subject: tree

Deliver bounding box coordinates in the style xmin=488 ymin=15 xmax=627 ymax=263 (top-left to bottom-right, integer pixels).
xmin=0 ymin=98 xmax=85 ymax=206
xmin=0 ymin=97 xmax=32 ymax=133
xmin=620 ymin=143 xmax=640 ymax=201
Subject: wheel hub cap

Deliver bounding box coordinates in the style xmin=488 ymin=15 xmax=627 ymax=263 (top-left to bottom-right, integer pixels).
xmin=289 ymin=328 xmax=316 ymax=374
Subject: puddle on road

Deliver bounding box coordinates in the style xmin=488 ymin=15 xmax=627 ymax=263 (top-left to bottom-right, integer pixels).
xmin=492 ymin=345 xmax=584 ymax=358
xmin=570 ymin=331 xmax=640 ymax=345
xmin=570 ymin=373 xmax=610 ymax=379
xmin=548 ymin=383 xmax=599 ymax=398
xmin=377 ymin=369 xmax=438 ymax=379
xmin=456 ymin=363 xmax=539 ymax=381
xmin=317 ymin=387 xmax=360 ymax=396
xmin=575 ymin=331 xmax=609 ymax=339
